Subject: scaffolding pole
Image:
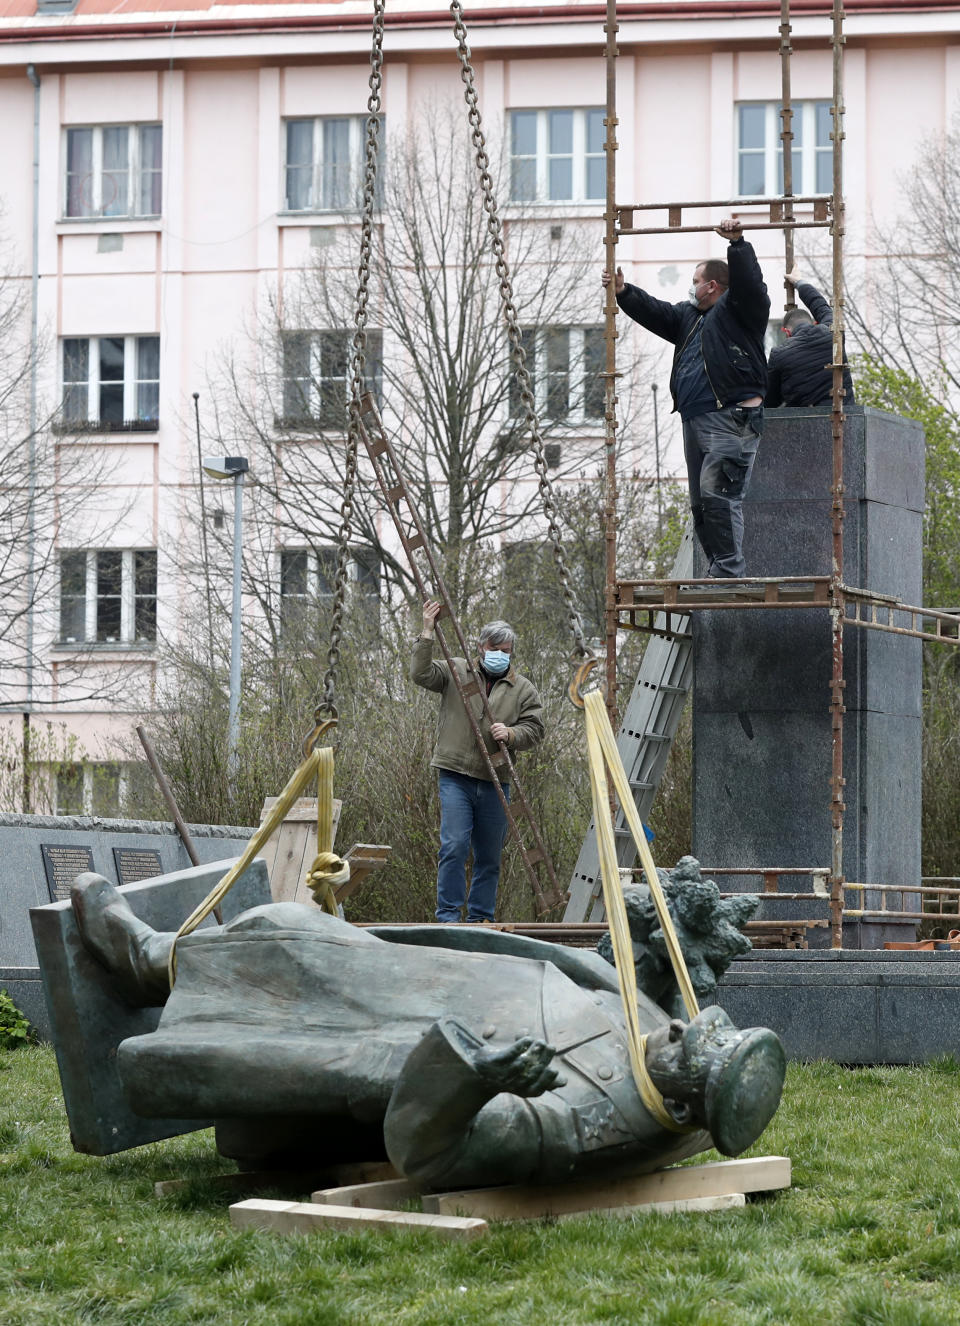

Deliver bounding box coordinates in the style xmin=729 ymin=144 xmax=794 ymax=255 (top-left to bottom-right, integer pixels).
xmin=828 ymin=0 xmax=847 ymax=947
xmin=603 ymin=0 xmax=619 ymax=729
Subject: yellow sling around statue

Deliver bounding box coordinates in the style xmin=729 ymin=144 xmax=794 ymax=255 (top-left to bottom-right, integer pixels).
xmin=583 ymin=688 xmax=699 ymax=1132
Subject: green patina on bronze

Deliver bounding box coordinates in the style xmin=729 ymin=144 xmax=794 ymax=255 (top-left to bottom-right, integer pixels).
xmin=598 ymin=856 xmax=757 ymax=1018
xmin=67 ymin=866 xmax=785 ymax=1188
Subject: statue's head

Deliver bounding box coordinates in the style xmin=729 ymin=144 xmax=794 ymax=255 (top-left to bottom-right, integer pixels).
xmin=644 ymin=1005 xmax=785 ymax=1155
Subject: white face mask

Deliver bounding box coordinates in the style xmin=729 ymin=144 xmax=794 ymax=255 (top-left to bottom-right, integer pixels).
xmin=688 ymin=283 xmax=702 ymax=308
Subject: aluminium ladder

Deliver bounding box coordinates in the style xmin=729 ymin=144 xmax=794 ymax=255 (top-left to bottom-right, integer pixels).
xmin=565 ymin=525 xmax=694 ymax=922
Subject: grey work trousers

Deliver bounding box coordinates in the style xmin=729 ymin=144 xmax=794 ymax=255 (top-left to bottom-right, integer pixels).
xmin=682 ymin=404 xmax=763 ymax=578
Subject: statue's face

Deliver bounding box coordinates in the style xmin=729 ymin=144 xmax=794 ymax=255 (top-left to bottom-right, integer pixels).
xmin=644 ymin=1005 xmax=741 ymax=1126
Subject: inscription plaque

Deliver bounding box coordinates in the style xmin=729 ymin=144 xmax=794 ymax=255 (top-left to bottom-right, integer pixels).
xmin=40 ymin=844 xmax=96 ymax=904
xmin=113 ymin=847 xmax=164 ymax=887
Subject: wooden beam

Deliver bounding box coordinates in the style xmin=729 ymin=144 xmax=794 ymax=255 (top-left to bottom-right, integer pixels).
xmin=154 ymin=1159 xmax=399 ymax=1200
xmin=230 ymin=1199 xmax=487 ymax=1241
xmin=556 ymin=1192 xmax=746 ymax=1220
xmin=421 ymin=1155 xmax=791 ymax=1220
xmin=311 ymin=1177 xmax=420 ymax=1209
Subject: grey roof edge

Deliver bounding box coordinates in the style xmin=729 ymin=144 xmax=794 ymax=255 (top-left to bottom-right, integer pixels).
xmin=0 ymin=812 xmax=254 ymax=837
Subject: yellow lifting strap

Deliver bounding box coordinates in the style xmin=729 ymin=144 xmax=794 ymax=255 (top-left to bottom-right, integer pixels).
xmin=167 ymin=744 xmax=348 ymax=985
xmin=583 ymin=689 xmax=700 ymax=1133
xmin=303 ymin=746 xmax=350 ymax=914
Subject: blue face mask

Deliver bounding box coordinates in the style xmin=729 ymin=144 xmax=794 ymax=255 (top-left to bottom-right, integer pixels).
xmin=482 ymin=649 xmax=511 ymax=675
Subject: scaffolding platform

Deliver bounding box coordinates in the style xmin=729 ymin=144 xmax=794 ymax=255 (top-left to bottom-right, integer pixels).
xmin=614 ymin=576 xmax=960 ymax=646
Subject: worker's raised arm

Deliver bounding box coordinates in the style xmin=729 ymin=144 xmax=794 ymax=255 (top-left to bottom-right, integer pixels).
xmin=605 ymin=266 xmax=686 ymax=345
xmin=721 ymin=221 xmax=770 ymax=334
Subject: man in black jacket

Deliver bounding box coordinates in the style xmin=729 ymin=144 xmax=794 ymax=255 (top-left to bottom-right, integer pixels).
xmin=766 ymin=269 xmax=855 ymax=408
xmin=603 ymin=219 xmax=770 ymax=577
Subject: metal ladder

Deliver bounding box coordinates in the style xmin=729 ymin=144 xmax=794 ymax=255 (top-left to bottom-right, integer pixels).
xmin=564 ymin=525 xmax=694 ymax=921
xmin=356 ymin=393 xmax=566 ymax=915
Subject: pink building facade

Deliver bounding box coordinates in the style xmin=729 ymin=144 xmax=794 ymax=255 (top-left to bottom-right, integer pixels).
xmin=0 ymin=0 xmax=954 ymax=812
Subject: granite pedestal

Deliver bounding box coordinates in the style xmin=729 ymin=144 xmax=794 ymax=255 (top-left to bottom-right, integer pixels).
xmin=693 ymin=406 xmax=924 ymax=948
xmin=718 ymin=950 xmax=960 ymax=1063
xmin=0 ymin=812 xmax=254 ymax=1038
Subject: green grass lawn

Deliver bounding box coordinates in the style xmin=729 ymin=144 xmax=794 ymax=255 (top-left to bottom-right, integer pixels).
xmin=2 ymin=1046 xmax=960 ymax=1325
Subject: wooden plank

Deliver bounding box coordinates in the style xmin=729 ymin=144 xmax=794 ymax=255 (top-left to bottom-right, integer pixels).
xmin=258 ymin=796 xmax=343 ymax=904
xmin=154 ymin=1168 xmax=330 ymax=1199
xmin=230 ymin=1199 xmax=487 ymax=1241
xmin=335 ymin=843 xmax=391 ymax=905
xmin=328 ymin=1160 xmax=399 ymax=1185
xmin=155 ymin=1159 xmax=397 ymax=1199
xmin=311 ymin=1177 xmax=420 ymax=1209
xmin=421 ymin=1155 xmax=790 ymax=1221
xmin=556 ymin=1192 xmax=745 ymax=1221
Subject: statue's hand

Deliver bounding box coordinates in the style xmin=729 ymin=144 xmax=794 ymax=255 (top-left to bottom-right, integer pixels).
xmin=475 ymin=1036 xmax=559 ymax=1097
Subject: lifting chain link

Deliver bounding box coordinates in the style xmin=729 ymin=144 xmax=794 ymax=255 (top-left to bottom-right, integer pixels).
xmin=449 ymin=0 xmax=591 ymax=662
xmin=316 ymin=0 xmax=386 ymax=727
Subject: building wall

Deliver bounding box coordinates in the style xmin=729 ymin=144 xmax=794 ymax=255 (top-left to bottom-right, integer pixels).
xmin=0 ymin=1 xmax=953 ymax=798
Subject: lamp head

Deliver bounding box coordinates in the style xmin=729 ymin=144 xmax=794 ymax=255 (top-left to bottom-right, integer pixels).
xmin=202 ymin=456 xmax=249 ymax=480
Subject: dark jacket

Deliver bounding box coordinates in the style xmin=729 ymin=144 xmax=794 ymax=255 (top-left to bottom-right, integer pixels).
xmin=765 ymin=280 xmax=855 ymax=407
xmin=616 ymin=238 xmax=770 ymax=413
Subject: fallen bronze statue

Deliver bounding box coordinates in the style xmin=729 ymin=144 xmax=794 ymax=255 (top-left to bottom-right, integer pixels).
xmin=66 ymin=869 xmax=786 ymax=1190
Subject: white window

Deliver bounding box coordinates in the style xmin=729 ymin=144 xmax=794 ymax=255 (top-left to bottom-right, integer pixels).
xmin=61 ymin=336 xmax=159 ymax=432
xmin=283 ymin=116 xmax=384 ymax=212
xmin=55 ymin=761 xmax=153 ymax=818
xmin=280 ymin=330 xmax=383 ymax=429
xmin=58 ymin=550 xmax=157 ymax=645
xmin=736 ymin=101 xmax=832 ymax=197
xmin=279 ymin=547 xmax=380 ymax=634
xmin=64 ymin=124 xmax=162 ymax=219
xmin=509 ymin=108 xmax=604 ymax=204
xmin=510 ymin=326 xmax=605 ymax=424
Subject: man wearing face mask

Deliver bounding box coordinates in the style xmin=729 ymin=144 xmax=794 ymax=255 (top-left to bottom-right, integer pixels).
xmin=601 ymin=218 xmax=770 ymax=577
xmin=411 ymin=600 xmax=545 ymax=923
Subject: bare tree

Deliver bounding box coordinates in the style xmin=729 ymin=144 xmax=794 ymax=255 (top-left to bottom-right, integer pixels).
xmin=198 ymin=108 xmax=655 ymax=635
xmin=0 ymin=247 xmax=131 ymax=717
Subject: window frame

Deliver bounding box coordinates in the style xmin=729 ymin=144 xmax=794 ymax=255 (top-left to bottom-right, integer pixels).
xmin=282 ymin=114 xmax=385 ymax=214
xmin=57 ymin=548 xmax=158 ymax=647
xmin=508 ymin=107 xmax=605 ymax=205
xmin=59 ymin=334 xmax=160 ymax=433
xmin=278 ymin=329 xmax=383 ymax=431
xmin=278 ymin=545 xmax=380 ymax=636
xmin=62 ymin=123 xmax=163 ymax=220
xmin=735 ymin=100 xmax=832 ymax=198
xmin=54 ymin=760 xmax=146 ymax=818
xmin=510 ymin=325 xmax=605 ymax=427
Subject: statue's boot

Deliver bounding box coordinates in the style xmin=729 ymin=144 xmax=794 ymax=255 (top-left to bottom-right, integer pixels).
xmin=71 ymin=872 xmax=173 ymax=1007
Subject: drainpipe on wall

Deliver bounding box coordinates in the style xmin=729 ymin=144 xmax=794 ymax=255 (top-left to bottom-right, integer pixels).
xmin=24 ymin=62 xmax=40 ymax=813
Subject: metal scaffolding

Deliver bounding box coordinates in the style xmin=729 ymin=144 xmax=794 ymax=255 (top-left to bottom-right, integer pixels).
xmin=600 ymin=0 xmax=960 ymax=947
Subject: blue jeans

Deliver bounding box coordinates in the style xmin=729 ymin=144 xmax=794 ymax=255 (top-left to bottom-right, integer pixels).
xmin=682 ymin=404 xmax=763 ymax=577
xmin=436 ymin=771 xmax=510 ymax=923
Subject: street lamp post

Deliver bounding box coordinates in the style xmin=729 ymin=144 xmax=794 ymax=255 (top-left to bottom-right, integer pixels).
xmin=201 ymin=455 xmax=249 ymax=775
xmin=651 ymin=382 xmax=663 ymax=541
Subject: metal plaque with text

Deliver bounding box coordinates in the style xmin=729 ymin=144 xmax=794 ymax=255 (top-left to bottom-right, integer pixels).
xmin=40 ymin=844 xmax=96 ymax=904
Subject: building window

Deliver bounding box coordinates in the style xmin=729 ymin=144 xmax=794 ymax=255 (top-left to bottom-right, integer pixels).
xmin=279 ymin=330 xmax=383 ymax=429
xmin=736 ymin=101 xmax=832 ymax=196
xmin=58 ymin=550 xmax=157 ymax=645
xmin=279 ymin=546 xmax=380 ymax=635
xmin=509 ymin=108 xmax=604 ymax=204
xmin=60 ymin=335 xmax=159 ymax=432
xmin=54 ymin=761 xmax=151 ymax=817
xmin=64 ymin=124 xmax=162 ymax=219
xmin=510 ymin=327 xmax=605 ymax=424
xmin=283 ymin=116 xmax=384 ymax=212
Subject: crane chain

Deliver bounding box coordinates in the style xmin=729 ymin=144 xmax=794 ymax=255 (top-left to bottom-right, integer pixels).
xmin=315 ymin=0 xmax=386 ymax=730
xmin=449 ymin=0 xmax=591 ymax=662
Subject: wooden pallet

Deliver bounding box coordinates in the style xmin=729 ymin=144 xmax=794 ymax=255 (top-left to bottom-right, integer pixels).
xmin=229 ymin=1155 xmax=790 ymax=1241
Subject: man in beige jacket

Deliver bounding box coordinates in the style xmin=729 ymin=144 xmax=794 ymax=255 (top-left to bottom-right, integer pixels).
xmin=412 ymin=600 xmax=545 ymax=922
